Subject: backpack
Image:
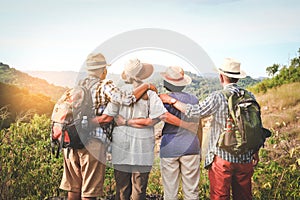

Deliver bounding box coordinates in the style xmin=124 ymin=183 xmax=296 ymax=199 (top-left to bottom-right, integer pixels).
xmin=217 ymin=88 xmax=271 ymax=155
xmin=50 ymin=78 xmax=114 ymax=158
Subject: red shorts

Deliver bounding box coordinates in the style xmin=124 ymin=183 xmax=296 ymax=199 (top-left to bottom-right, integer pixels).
xmin=208 ymin=155 xmax=254 ymax=200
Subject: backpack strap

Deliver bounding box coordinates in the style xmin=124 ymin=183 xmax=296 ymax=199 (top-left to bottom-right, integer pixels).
xmin=57 ymin=124 xmax=66 ymax=158
xmin=222 ymin=89 xmax=240 ymax=125
xmin=79 ymin=77 xmax=100 ymax=91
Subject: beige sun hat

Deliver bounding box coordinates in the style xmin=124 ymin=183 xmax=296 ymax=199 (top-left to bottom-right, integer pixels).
xmin=160 ymin=66 xmax=192 ymax=86
xmin=121 ymin=58 xmax=154 ymax=81
xmin=85 ymin=53 xmax=111 ymax=70
xmin=217 ymin=58 xmax=246 ymax=78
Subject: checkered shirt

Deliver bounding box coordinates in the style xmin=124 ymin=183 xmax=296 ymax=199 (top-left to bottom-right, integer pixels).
xmin=185 ymin=83 xmax=254 ymax=168
xmin=88 ymin=77 xmax=136 ymax=141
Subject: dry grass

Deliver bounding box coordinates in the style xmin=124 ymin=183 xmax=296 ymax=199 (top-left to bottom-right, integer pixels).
xmin=256 ymin=82 xmax=300 ymax=111
xmin=255 ymin=82 xmax=300 ymax=134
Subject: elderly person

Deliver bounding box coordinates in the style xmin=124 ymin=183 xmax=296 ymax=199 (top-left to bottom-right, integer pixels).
xmin=59 ymin=53 xmax=157 ymax=200
xmin=159 ymin=66 xmax=201 ymax=200
xmin=100 ymin=58 xmax=166 ymax=200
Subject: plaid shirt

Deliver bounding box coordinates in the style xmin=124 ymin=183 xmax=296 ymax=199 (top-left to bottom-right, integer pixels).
xmin=185 ymin=83 xmax=253 ymax=168
xmin=88 ymin=77 xmax=136 ymax=141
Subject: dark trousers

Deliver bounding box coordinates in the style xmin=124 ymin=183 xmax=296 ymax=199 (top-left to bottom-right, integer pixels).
xmin=114 ymin=165 xmax=151 ymax=200
xmin=208 ymin=156 xmax=254 ymax=200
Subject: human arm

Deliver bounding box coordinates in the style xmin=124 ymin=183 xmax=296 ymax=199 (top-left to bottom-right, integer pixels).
xmin=160 ymin=92 xmax=221 ymax=118
xmin=92 ymin=101 xmax=118 ymax=125
xmin=133 ymin=83 xmax=157 ymax=101
xmin=252 ymin=151 xmax=259 ymax=167
xmin=115 ymin=115 xmax=160 ymax=128
xmin=92 ymin=114 xmax=114 ymax=125
xmin=159 ymin=112 xmax=199 ymax=134
xmin=159 ymin=93 xmax=189 ymax=114
xmin=103 ymin=80 xmax=157 ymax=106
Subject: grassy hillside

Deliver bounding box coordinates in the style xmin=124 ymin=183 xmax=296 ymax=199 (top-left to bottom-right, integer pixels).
xmin=0 ymin=82 xmax=55 ymax=129
xmin=255 ymin=82 xmax=300 ymax=132
xmin=251 ymin=82 xmax=300 ymax=199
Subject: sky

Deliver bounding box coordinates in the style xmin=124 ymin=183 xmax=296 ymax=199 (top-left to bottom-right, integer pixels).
xmin=1 ymin=0 xmax=300 ymax=78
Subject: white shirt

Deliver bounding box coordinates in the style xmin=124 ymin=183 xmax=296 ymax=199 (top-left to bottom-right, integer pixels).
xmin=104 ymin=87 xmax=167 ymax=166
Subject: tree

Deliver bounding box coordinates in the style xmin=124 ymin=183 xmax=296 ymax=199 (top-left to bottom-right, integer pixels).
xmin=266 ymin=64 xmax=279 ymax=77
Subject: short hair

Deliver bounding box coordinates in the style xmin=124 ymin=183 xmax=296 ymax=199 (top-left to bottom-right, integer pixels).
xmin=163 ymin=80 xmax=185 ymax=92
xmin=223 ymin=75 xmax=239 ymax=83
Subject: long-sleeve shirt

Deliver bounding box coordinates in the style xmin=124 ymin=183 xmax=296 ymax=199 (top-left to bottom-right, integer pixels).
xmin=185 ymin=83 xmax=253 ymax=168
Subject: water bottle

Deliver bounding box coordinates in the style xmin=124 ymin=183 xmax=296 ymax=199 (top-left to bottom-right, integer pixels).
xmin=81 ymin=116 xmax=88 ymax=129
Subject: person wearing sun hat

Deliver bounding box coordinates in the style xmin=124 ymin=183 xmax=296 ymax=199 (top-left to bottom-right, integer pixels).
xmin=158 ymin=66 xmax=201 ymax=200
xmin=100 ymin=58 xmax=167 ymax=200
xmin=59 ymin=53 xmax=158 ymax=200
xmin=160 ymin=58 xmax=260 ymax=200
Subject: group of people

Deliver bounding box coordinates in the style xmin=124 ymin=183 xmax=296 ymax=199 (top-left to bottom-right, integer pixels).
xmin=59 ymin=52 xmax=261 ymax=200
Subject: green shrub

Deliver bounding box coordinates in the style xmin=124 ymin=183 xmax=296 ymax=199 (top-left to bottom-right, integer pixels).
xmin=0 ymin=114 xmax=64 ymax=199
xmin=252 ymin=130 xmax=300 ymax=199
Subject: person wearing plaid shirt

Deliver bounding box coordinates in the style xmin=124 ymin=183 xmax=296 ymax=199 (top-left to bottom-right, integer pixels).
xmin=59 ymin=53 xmax=157 ymax=200
xmin=160 ymin=58 xmax=260 ymax=200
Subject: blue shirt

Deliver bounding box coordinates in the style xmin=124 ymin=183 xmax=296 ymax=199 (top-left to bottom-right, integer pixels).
xmin=185 ymin=83 xmax=254 ymax=168
xmin=160 ymin=92 xmax=200 ymax=158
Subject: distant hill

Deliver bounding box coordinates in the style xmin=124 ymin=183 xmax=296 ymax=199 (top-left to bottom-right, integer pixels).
xmin=0 ymin=63 xmax=67 ymax=101
xmin=0 ymin=82 xmax=55 ymax=128
xmin=25 ymin=70 xmax=79 ymax=88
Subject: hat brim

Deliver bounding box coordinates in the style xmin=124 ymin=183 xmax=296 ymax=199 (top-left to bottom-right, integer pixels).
xmin=121 ymin=63 xmax=154 ymax=80
xmin=160 ymin=72 xmax=192 ymax=86
xmin=217 ymin=68 xmax=247 ymax=79
xmin=85 ymin=63 xmax=111 ymax=70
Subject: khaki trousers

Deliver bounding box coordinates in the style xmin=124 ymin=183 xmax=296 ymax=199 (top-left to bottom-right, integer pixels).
xmin=160 ymin=154 xmax=201 ymax=200
xmin=59 ymin=139 xmax=106 ymax=198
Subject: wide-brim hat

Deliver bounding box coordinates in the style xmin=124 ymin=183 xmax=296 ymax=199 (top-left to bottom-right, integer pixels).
xmin=121 ymin=58 xmax=154 ymax=81
xmin=217 ymin=58 xmax=246 ymax=78
xmin=160 ymin=66 xmax=192 ymax=86
xmin=85 ymin=53 xmax=111 ymax=70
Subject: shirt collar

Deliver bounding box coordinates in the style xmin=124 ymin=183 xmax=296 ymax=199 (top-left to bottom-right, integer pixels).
xmin=223 ymin=83 xmax=238 ymax=89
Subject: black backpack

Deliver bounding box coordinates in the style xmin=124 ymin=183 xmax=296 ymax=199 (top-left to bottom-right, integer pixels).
xmin=217 ymin=89 xmax=271 ymax=155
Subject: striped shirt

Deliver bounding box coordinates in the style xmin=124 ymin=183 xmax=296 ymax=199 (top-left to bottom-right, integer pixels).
xmin=185 ymin=83 xmax=253 ymax=168
xmin=87 ymin=76 xmax=136 ymax=141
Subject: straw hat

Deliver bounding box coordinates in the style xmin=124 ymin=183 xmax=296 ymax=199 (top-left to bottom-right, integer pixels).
xmin=160 ymin=66 xmax=192 ymax=86
xmin=85 ymin=53 xmax=111 ymax=70
xmin=121 ymin=58 xmax=154 ymax=81
xmin=217 ymin=58 xmax=246 ymax=78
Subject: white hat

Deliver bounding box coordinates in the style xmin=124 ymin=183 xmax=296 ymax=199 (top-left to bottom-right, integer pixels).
xmin=121 ymin=58 xmax=154 ymax=81
xmin=85 ymin=53 xmax=111 ymax=70
xmin=160 ymin=66 xmax=192 ymax=86
xmin=218 ymin=58 xmax=246 ymax=78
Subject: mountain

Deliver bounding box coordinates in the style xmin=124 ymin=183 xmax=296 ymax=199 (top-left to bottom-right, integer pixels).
xmin=25 ymin=70 xmax=79 ymax=88
xmin=0 ymin=63 xmax=67 ymax=101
